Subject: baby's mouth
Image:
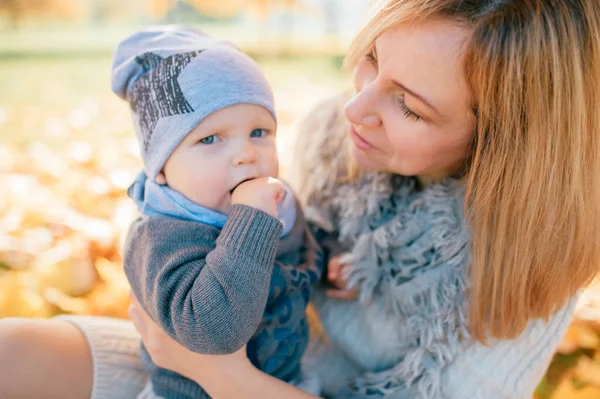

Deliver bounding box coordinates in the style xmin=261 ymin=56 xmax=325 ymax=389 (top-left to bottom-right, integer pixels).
xmin=229 ymin=178 xmax=255 ymax=194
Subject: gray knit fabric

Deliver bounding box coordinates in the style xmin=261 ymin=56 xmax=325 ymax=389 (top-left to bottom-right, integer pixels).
xmin=310 ymin=174 xmax=470 ymax=399
xmin=124 ymin=203 xmax=323 ymax=398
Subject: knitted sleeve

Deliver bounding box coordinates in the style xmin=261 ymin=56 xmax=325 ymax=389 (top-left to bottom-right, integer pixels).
xmin=442 ymin=297 xmax=577 ymax=399
xmin=123 ymin=204 xmax=282 ymax=355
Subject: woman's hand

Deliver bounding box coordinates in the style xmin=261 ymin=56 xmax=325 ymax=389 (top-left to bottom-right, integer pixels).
xmin=127 ymin=293 xmax=251 ymax=382
xmin=128 ymin=293 xmax=317 ymax=399
xmin=326 ymin=254 xmax=359 ymax=300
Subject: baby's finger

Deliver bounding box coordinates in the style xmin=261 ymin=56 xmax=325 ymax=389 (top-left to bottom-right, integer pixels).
xmin=128 ymin=304 xmax=148 ymax=339
xmin=274 ymin=185 xmax=285 ymax=204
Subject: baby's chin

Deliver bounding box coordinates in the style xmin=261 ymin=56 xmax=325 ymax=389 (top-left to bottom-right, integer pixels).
xmin=215 ymin=193 xmax=233 ymax=215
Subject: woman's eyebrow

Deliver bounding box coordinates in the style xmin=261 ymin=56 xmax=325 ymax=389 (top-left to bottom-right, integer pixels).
xmin=373 ymin=41 xmax=440 ymax=116
xmin=391 ymin=79 xmax=440 ymax=116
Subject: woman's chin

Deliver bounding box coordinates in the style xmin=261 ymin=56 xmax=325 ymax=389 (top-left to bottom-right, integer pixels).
xmin=350 ymin=145 xmax=388 ymax=172
xmin=350 ymin=146 xmax=420 ymax=176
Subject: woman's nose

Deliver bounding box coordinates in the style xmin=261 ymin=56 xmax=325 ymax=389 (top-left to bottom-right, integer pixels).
xmin=344 ymin=90 xmax=382 ymax=129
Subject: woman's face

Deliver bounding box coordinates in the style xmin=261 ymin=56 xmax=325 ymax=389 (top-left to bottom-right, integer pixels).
xmin=345 ymin=17 xmax=475 ymax=182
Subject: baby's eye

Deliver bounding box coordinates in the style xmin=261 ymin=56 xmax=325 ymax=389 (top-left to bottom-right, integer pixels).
xmin=250 ymin=129 xmax=267 ymax=138
xmin=199 ymin=135 xmax=219 ymax=144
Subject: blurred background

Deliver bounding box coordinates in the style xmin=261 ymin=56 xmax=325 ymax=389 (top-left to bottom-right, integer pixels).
xmin=0 ymin=1 xmax=599 ymax=398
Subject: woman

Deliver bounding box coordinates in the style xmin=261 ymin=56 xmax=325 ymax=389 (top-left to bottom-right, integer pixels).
xmin=1 ymin=0 xmax=599 ymax=398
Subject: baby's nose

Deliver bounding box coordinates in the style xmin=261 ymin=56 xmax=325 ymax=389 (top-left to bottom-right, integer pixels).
xmin=232 ymin=142 xmax=257 ymax=166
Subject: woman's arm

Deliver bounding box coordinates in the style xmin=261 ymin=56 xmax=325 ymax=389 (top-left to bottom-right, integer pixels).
xmin=128 ymin=295 xmax=319 ymax=399
xmin=192 ymin=359 xmax=317 ymax=399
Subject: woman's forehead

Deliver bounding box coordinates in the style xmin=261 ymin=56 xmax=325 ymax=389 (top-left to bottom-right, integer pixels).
xmin=376 ymin=18 xmax=473 ymax=118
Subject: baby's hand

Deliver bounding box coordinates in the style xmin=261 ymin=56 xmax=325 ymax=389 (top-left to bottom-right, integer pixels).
xmin=231 ymin=177 xmax=285 ymax=218
xmin=326 ymin=254 xmax=359 ymax=301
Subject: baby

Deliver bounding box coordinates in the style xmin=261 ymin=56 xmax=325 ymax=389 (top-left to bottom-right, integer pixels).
xmin=112 ymin=26 xmax=323 ymax=398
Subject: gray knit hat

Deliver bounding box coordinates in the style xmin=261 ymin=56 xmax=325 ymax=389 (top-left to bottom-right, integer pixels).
xmin=111 ymin=25 xmax=276 ymax=179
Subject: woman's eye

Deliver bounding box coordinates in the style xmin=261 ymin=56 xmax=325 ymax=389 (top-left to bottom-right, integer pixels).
xmin=365 ymin=48 xmax=378 ymax=67
xmin=199 ymin=135 xmax=219 ymax=144
xmin=395 ymin=95 xmax=421 ymax=122
xmin=250 ymin=129 xmax=267 ymax=138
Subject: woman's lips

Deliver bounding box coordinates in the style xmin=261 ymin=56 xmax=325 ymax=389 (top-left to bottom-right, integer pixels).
xmin=349 ymin=124 xmax=375 ymax=151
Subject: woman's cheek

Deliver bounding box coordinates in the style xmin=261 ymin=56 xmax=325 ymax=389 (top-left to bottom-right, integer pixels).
xmin=388 ymin=132 xmax=431 ymax=173
xmin=386 ymin=120 xmax=414 ymax=157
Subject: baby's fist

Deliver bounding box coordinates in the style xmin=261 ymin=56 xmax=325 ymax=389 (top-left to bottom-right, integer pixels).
xmin=231 ymin=177 xmax=285 ymax=218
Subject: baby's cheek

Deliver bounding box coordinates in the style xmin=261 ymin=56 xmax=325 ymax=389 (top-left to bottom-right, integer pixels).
xmin=195 ymin=176 xmax=228 ymax=207
xmin=264 ymin=152 xmax=280 ymax=177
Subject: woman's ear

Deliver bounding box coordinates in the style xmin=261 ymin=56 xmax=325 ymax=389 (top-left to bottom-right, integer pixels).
xmin=155 ymin=172 xmax=167 ymax=185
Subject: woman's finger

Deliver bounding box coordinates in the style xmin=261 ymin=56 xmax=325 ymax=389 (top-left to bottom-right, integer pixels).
xmin=329 ymin=261 xmax=354 ymax=290
xmin=326 ymin=287 xmax=359 ymax=301
xmin=327 ymin=257 xmax=341 ymax=281
xmin=128 ymin=304 xmax=147 ymax=338
xmin=328 ymin=256 xmax=350 ymax=287
xmin=128 ymin=294 xmax=163 ymax=342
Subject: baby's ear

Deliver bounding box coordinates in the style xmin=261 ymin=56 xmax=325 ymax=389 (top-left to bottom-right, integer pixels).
xmin=155 ymin=172 xmax=167 ymax=185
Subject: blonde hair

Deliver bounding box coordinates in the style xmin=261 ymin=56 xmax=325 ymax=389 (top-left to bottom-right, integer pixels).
xmin=344 ymin=0 xmax=600 ymax=342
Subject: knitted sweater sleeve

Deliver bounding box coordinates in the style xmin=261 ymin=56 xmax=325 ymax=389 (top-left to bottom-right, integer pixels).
xmin=123 ymin=204 xmax=282 ymax=355
xmin=442 ymin=297 xmax=577 ymax=399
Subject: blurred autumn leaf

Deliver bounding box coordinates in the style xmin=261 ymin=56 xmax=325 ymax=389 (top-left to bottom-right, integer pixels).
xmin=0 ymin=0 xmax=308 ymax=25
xmin=0 ymin=0 xmax=87 ymax=27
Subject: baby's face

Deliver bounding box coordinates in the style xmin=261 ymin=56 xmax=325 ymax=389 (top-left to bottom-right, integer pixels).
xmin=158 ymin=103 xmax=279 ymax=214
